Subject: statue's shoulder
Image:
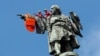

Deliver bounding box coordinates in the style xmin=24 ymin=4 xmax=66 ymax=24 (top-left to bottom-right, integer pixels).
xmin=61 ymin=14 xmax=69 ymax=19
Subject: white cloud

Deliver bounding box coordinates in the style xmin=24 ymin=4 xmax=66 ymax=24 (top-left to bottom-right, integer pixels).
xmin=78 ymin=28 xmax=100 ymax=56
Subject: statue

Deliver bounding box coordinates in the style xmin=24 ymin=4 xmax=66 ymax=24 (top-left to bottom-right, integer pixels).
xmin=17 ymin=5 xmax=83 ymax=56
xmin=46 ymin=5 xmax=83 ymax=56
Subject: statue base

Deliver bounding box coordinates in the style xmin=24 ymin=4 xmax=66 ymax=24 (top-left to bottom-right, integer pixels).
xmin=59 ymin=52 xmax=78 ymax=56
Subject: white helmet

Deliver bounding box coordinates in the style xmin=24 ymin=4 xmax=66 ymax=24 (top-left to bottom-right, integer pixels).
xmin=50 ymin=5 xmax=61 ymax=15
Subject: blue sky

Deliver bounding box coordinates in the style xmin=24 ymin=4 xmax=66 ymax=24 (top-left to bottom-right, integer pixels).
xmin=0 ymin=0 xmax=100 ymax=56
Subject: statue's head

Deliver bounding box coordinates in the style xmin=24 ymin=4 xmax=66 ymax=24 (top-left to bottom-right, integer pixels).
xmin=50 ymin=5 xmax=62 ymax=15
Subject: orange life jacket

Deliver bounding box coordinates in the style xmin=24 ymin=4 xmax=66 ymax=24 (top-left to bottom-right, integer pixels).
xmin=24 ymin=14 xmax=36 ymax=32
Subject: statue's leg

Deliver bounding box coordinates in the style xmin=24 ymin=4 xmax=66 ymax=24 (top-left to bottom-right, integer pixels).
xmin=54 ymin=40 xmax=61 ymax=55
xmin=49 ymin=42 xmax=56 ymax=55
xmin=49 ymin=26 xmax=62 ymax=55
xmin=49 ymin=42 xmax=60 ymax=55
xmin=48 ymin=32 xmax=56 ymax=55
xmin=60 ymin=37 xmax=73 ymax=53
